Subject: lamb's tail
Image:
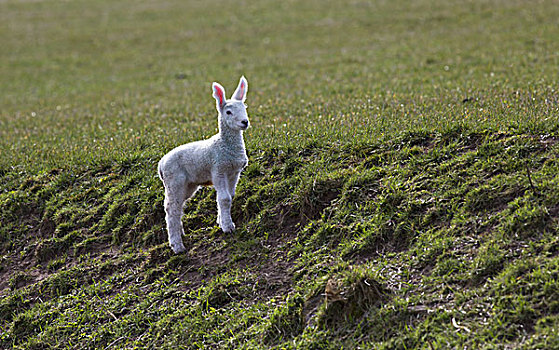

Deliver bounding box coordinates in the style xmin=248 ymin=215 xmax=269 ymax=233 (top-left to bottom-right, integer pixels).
xmin=157 ymin=161 xmax=164 ymax=181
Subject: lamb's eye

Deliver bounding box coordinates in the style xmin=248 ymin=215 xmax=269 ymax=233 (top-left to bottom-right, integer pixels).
xmin=226 ymin=110 xmax=232 ymax=115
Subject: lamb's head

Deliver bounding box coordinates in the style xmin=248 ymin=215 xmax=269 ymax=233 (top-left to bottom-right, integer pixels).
xmin=212 ymin=76 xmax=250 ymax=131
xmin=221 ymin=100 xmax=249 ymax=131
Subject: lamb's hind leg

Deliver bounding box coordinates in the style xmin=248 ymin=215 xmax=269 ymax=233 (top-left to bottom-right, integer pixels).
xmin=163 ymin=176 xmax=198 ymax=253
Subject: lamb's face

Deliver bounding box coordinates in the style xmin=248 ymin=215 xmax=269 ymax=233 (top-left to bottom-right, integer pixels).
xmin=222 ymin=100 xmax=250 ymax=131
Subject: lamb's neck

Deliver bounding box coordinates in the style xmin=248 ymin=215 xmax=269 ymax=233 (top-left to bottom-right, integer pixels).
xmin=218 ymin=123 xmax=245 ymax=151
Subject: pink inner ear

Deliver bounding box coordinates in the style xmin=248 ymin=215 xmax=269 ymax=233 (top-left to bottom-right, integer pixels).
xmin=214 ymin=87 xmax=225 ymax=105
xmin=239 ymin=82 xmax=245 ymax=98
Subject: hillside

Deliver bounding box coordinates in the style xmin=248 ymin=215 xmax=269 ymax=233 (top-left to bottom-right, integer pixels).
xmin=2 ymin=128 xmax=558 ymax=348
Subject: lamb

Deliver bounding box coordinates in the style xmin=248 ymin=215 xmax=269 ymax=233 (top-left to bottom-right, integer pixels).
xmin=158 ymin=76 xmax=250 ymax=253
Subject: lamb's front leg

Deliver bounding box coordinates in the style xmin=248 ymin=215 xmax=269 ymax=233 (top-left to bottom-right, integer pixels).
xmin=217 ymin=171 xmax=241 ymax=227
xmin=227 ymin=171 xmax=241 ymax=198
xmin=213 ymin=173 xmax=235 ymax=233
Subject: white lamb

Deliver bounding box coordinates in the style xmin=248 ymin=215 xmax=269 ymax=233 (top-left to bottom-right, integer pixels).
xmin=158 ymin=76 xmax=250 ymax=253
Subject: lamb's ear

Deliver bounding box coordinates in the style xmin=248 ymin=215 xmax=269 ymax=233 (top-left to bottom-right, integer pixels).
xmin=231 ymin=76 xmax=248 ymax=102
xmin=212 ymin=82 xmax=226 ymax=111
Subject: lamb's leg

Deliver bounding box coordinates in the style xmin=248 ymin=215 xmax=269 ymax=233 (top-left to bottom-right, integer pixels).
xmin=213 ymin=173 xmax=235 ymax=233
xmin=227 ymin=171 xmax=241 ymax=198
xmin=217 ymin=171 xmax=241 ymax=226
xmin=164 ymin=178 xmax=198 ymax=254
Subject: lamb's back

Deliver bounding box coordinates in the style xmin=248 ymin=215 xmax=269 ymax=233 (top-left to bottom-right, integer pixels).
xmin=159 ymin=138 xmax=216 ymax=182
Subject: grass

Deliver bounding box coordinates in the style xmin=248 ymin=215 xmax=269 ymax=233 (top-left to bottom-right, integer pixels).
xmin=1 ymin=0 xmax=558 ymax=348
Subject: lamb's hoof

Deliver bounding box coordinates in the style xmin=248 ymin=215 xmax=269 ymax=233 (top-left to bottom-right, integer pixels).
xmin=220 ymin=222 xmax=235 ymax=233
xmin=171 ymin=242 xmax=186 ymax=254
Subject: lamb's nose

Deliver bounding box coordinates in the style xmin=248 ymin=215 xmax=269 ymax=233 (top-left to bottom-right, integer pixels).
xmin=241 ymin=120 xmax=249 ymax=128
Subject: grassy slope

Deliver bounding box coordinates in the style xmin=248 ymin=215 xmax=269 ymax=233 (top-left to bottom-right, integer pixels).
xmin=1 ymin=0 xmax=558 ymax=348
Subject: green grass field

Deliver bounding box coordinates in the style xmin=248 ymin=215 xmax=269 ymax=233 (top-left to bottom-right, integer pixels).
xmin=1 ymin=0 xmax=558 ymax=348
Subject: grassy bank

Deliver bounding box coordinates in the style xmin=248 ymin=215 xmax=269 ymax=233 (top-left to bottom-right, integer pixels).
xmin=1 ymin=0 xmax=558 ymax=348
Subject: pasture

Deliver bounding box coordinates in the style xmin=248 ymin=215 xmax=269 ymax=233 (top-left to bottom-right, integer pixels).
xmin=1 ymin=0 xmax=558 ymax=348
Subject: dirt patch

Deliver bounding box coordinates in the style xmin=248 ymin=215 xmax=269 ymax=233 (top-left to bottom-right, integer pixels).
xmin=166 ymin=227 xmax=297 ymax=299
